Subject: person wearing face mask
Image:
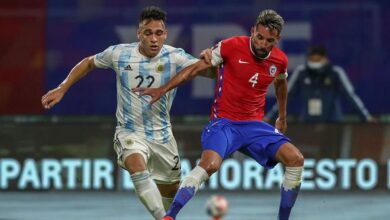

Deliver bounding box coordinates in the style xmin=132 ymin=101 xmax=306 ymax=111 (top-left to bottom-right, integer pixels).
xmin=265 ymin=46 xmax=375 ymax=123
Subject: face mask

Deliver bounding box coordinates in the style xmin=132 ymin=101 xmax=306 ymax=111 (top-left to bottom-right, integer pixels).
xmin=307 ymin=61 xmax=325 ymax=70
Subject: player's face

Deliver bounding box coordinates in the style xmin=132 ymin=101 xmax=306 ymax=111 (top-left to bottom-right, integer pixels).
xmin=137 ymin=19 xmax=167 ymax=58
xmin=250 ymin=24 xmax=280 ymax=59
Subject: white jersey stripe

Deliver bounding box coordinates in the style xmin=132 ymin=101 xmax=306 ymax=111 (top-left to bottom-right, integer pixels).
xmin=139 ymin=59 xmax=155 ymax=140
xmin=160 ymin=52 xmax=172 ymax=143
xmin=118 ymin=48 xmax=135 ymax=131
xmin=94 ymin=43 xmax=197 ymax=143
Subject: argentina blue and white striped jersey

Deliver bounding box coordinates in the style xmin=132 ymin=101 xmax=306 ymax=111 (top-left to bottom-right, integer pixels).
xmin=94 ymin=43 xmax=197 ymax=143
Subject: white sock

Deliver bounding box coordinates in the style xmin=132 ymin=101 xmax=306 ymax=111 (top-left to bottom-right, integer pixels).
xmin=162 ymin=197 xmax=174 ymax=211
xmin=282 ymin=166 xmax=303 ymax=190
xmin=180 ymin=166 xmax=209 ymax=191
xmin=131 ymin=171 xmax=165 ymax=219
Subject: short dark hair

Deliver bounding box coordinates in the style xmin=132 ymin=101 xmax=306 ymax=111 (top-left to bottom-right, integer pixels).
xmin=139 ymin=6 xmax=167 ymax=25
xmin=255 ymin=9 xmax=284 ymax=35
xmin=308 ymin=46 xmax=328 ymax=57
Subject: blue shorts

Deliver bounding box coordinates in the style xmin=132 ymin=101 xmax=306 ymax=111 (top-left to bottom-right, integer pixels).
xmin=201 ymin=118 xmax=290 ymax=169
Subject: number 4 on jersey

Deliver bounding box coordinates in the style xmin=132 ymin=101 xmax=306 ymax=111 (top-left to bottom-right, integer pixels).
xmin=249 ymin=73 xmax=259 ymax=87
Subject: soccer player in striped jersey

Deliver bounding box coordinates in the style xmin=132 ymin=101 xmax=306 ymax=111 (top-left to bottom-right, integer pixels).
xmin=41 ymin=6 xmax=215 ymax=220
xmin=134 ymin=9 xmax=304 ymax=220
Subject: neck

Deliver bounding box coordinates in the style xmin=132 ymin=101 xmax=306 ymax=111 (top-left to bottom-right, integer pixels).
xmin=138 ymin=44 xmax=156 ymax=58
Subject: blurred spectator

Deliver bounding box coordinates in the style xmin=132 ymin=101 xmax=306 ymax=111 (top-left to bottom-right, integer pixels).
xmin=266 ymin=46 xmax=375 ymax=123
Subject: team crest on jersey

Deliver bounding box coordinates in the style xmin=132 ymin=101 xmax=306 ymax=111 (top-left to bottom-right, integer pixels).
xmin=125 ymin=138 xmax=133 ymax=146
xmin=269 ymin=64 xmax=277 ymax=76
xmin=124 ymin=64 xmax=133 ymax=71
xmin=156 ymin=63 xmax=164 ymax=73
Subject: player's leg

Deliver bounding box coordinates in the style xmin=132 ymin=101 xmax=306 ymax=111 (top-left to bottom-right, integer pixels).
xmin=114 ymin=133 xmax=165 ymax=220
xmin=165 ymin=149 xmax=223 ymax=219
xmin=275 ymin=142 xmax=304 ymax=220
xmin=124 ymin=153 xmax=166 ymax=220
xmin=146 ymin=136 xmax=189 ymax=218
xmin=163 ymin=119 xmax=232 ymax=219
xmin=239 ymin=121 xmax=303 ymax=220
xmin=156 ymin=181 xmax=180 ymax=211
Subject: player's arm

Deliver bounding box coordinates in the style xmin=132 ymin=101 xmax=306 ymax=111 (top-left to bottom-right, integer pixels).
xmin=133 ymin=60 xmax=212 ymax=104
xmin=198 ymin=48 xmax=218 ymax=79
xmin=274 ymin=77 xmax=288 ymax=133
xmin=198 ymin=66 xmax=218 ymax=79
xmin=335 ymin=66 xmax=376 ymax=122
xmin=41 ymin=56 xmax=96 ymax=109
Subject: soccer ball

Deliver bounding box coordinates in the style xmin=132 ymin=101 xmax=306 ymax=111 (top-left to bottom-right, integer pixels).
xmin=205 ymin=195 xmax=229 ymax=218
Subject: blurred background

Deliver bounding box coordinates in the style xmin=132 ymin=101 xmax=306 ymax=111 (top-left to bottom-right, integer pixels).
xmin=1 ymin=0 xmax=389 ymax=219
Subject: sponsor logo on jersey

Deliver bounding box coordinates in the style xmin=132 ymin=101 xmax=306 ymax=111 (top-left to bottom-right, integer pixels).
xmin=124 ymin=64 xmax=133 ymax=71
xmin=269 ymin=64 xmax=277 ymax=76
xmin=238 ymin=59 xmax=249 ymax=64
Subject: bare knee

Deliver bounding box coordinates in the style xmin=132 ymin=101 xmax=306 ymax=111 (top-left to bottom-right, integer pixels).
xmin=285 ymin=149 xmax=305 ymax=167
xmin=124 ymin=153 xmax=147 ymax=174
xmin=199 ymin=161 xmax=220 ymax=176
xmin=198 ymin=150 xmax=223 ymax=176
xmin=276 ymin=143 xmax=304 ymax=167
xmin=287 ymin=150 xmax=304 ymax=167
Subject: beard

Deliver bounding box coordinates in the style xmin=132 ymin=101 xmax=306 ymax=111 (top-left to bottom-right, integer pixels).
xmin=250 ymin=38 xmax=271 ymax=59
xmin=255 ymin=49 xmax=269 ymax=59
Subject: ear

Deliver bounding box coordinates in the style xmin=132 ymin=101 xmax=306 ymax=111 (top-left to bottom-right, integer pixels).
xmin=137 ymin=28 xmax=141 ymax=40
xmin=164 ymin=29 xmax=168 ymax=40
xmin=276 ymin=34 xmax=281 ymax=42
xmin=251 ymin=26 xmax=255 ymax=35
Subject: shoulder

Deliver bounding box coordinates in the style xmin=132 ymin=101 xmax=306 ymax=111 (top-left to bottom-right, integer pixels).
xmin=161 ymin=44 xmax=176 ymax=52
xmin=161 ymin=44 xmax=187 ymax=55
xmin=332 ymin=65 xmax=346 ymax=74
xmin=160 ymin=45 xmax=197 ymax=64
xmin=119 ymin=42 xmax=138 ymax=50
xmin=106 ymin=43 xmax=138 ymax=54
xmin=271 ymin=47 xmax=288 ymax=64
xmin=291 ymin=64 xmax=307 ymax=79
xmin=221 ymin=36 xmax=249 ymax=47
xmin=294 ymin=64 xmax=306 ymax=73
xmin=331 ymin=65 xmax=350 ymax=81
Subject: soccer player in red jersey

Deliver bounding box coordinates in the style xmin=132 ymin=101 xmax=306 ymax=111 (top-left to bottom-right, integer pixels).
xmin=134 ymin=9 xmax=304 ymax=220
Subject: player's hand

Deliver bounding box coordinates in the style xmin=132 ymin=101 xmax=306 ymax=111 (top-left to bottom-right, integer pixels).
xmin=41 ymin=87 xmax=66 ymax=109
xmin=132 ymin=87 xmax=164 ymax=105
xmin=275 ymin=117 xmax=287 ymax=133
xmin=200 ymin=48 xmax=213 ymax=65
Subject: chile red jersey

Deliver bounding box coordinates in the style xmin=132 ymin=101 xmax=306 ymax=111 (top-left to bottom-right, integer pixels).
xmin=210 ymin=36 xmax=288 ymax=121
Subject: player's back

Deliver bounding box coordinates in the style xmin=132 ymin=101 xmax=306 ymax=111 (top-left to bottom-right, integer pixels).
xmin=211 ymin=36 xmax=288 ymax=121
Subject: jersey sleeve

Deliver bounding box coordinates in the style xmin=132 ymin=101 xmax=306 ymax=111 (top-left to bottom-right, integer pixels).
xmin=94 ymin=45 xmax=116 ymax=69
xmin=276 ymin=53 xmax=289 ymax=79
xmin=211 ymin=37 xmax=235 ymax=66
xmin=173 ymin=48 xmax=198 ymax=73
